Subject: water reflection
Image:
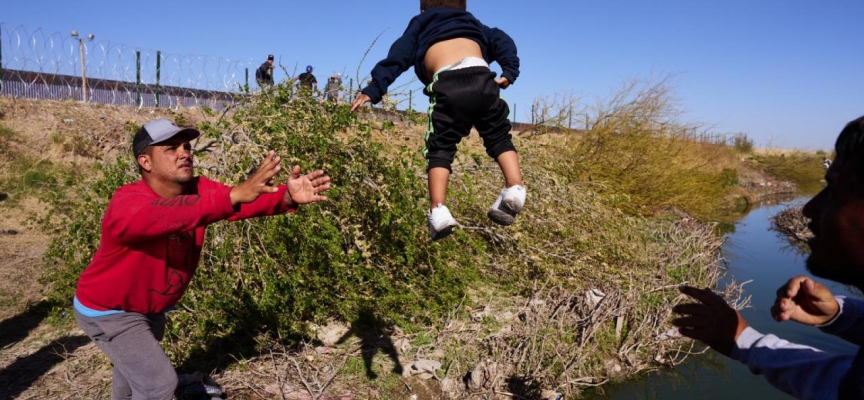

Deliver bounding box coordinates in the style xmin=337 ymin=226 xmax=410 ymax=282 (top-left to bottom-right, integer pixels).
xmin=712 ymin=193 xmax=801 ymax=237
xmin=590 ymin=196 xmax=859 ymax=399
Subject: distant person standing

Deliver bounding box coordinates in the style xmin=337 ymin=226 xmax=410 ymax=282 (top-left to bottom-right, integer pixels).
xmin=324 ymin=74 xmax=342 ymax=103
xmin=293 ymin=65 xmax=318 ymax=93
xmin=256 ymin=54 xmax=275 ymax=89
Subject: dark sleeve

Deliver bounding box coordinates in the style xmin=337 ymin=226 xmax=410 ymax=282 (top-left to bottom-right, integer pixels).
xmin=485 ymin=26 xmax=520 ymax=85
xmin=839 ymin=348 xmax=864 ymax=399
xmin=360 ymin=18 xmax=421 ymax=104
xmin=820 ymin=297 xmax=864 ymax=346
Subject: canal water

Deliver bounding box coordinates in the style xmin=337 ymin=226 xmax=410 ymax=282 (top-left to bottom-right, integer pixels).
xmin=591 ymin=197 xmax=860 ymax=399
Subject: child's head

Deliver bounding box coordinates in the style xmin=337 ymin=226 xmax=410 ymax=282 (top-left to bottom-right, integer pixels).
xmin=420 ymin=0 xmax=466 ymax=12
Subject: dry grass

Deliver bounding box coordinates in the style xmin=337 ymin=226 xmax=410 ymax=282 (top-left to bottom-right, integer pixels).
xmin=0 ymin=199 xmax=47 ymax=317
xmin=753 ymin=148 xmax=800 ymax=156
xmin=770 ymin=205 xmax=812 ymax=254
xmin=0 ymin=97 xmax=204 ymax=162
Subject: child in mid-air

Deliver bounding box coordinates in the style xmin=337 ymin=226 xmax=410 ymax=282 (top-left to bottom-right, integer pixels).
xmin=351 ymin=0 xmax=525 ymax=241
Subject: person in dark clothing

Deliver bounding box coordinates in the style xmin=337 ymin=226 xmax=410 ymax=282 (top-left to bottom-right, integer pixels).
xmin=292 ymin=65 xmax=318 ymax=93
xmin=256 ymin=54 xmax=275 ymax=88
xmin=349 ymin=0 xmax=525 ymax=241
xmin=673 ymin=116 xmax=864 ymax=399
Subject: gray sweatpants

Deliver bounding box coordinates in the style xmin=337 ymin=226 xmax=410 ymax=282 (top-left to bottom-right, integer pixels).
xmin=74 ymin=309 xmax=178 ymax=400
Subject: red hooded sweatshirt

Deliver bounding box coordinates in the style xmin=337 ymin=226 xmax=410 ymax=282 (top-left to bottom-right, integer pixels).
xmin=75 ymin=176 xmax=293 ymax=314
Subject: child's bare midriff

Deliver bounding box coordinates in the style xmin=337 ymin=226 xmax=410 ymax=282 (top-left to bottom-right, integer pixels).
xmin=424 ymin=38 xmax=483 ymax=80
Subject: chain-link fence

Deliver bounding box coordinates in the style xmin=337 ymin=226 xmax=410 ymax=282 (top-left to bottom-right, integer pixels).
xmin=0 ymin=24 xmax=261 ymax=109
xmin=0 ymin=24 xmax=476 ymax=125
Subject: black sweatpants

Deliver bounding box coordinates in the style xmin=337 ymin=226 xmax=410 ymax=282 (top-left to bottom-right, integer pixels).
xmin=423 ymin=66 xmax=516 ymax=172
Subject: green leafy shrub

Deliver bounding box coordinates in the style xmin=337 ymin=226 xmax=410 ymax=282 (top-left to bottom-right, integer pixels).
xmin=41 ymin=85 xmax=485 ymax=362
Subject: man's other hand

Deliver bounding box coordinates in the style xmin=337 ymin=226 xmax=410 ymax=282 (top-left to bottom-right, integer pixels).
xmin=672 ymin=285 xmax=749 ymax=357
xmin=771 ymin=276 xmax=839 ymax=326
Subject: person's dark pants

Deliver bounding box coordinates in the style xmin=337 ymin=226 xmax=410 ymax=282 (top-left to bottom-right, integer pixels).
xmin=422 ymin=66 xmax=516 ymax=173
xmin=75 ymin=310 xmax=177 ymax=400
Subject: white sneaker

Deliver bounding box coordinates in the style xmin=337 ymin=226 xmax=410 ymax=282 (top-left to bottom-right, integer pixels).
xmin=487 ymin=185 xmax=526 ymax=226
xmin=428 ymin=204 xmax=458 ymax=241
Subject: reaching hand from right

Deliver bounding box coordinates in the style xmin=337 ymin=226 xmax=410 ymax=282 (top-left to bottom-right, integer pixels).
xmin=771 ymin=276 xmax=840 ymax=326
xmin=230 ymin=151 xmax=282 ymax=205
xmin=350 ymin=94 xmax=371 ymax=113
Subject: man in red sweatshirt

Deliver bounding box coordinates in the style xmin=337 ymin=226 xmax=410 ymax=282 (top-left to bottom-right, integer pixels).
xmin=73 ymin=118 xmax=331 ymax=400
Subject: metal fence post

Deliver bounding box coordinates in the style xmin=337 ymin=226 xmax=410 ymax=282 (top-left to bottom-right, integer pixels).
xmin=349 ymin=78 xmax=354 ymax=103
xmin=155 ymin=50 xmax=161 ymax=107
xmin=135 ymin=51 xmax=141 ymax=105
xmin=245 ymin=68 xmax=249 ymax=94
xmin=409 ymin=90 xmax=412 ymax=112
xmin=78 ymin=38 xmax=87 ymax=102
xmin=0 ymin=28 xmax=4 ymax=95
xmin=513 ymin=103 xmax=516 ymax=124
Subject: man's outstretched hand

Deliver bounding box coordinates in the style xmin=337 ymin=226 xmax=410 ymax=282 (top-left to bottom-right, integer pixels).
xmin=771 ymin=276 xmax=839 ymax=326
xmin=230 ymin=151 xmax=282 ymax=205
xmin=672 ymin=286 xmax=749 ymax=357
xmin=286 ymin=165 xmax=330 ymax=206
xmin=230 ymin=151 xmax=331 ymax=207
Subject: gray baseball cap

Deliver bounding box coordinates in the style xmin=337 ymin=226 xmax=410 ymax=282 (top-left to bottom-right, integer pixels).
xmin=132 ymin=119 xmax=200 ymax=156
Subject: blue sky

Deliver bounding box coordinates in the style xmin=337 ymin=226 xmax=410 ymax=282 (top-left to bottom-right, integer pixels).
xmin=3 ymin=0 xmax=862 ymax=150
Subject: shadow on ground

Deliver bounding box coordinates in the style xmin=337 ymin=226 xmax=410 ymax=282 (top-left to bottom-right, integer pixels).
xmin=0 ymin=301 xmax=53 ymax=350
xmin=0 ymin=334 xmax=91 ymax=399
xmin=337 ymin=307 xmax=403 ymax=380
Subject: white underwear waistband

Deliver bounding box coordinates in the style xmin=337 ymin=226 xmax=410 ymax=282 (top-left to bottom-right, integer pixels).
xmin=434 ymin=57 xmax=489 ymax=76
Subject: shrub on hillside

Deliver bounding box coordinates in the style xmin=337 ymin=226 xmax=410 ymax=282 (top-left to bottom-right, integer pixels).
xmin=539 ymin=79 xmax=738 ymax=218
xmin=750 ymin=152 xmax=825 ymax=187
xmin=41 ymin=85 xmax=484 ymax=362
xmin=732 ymin=132 xmax=755 ymax=153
